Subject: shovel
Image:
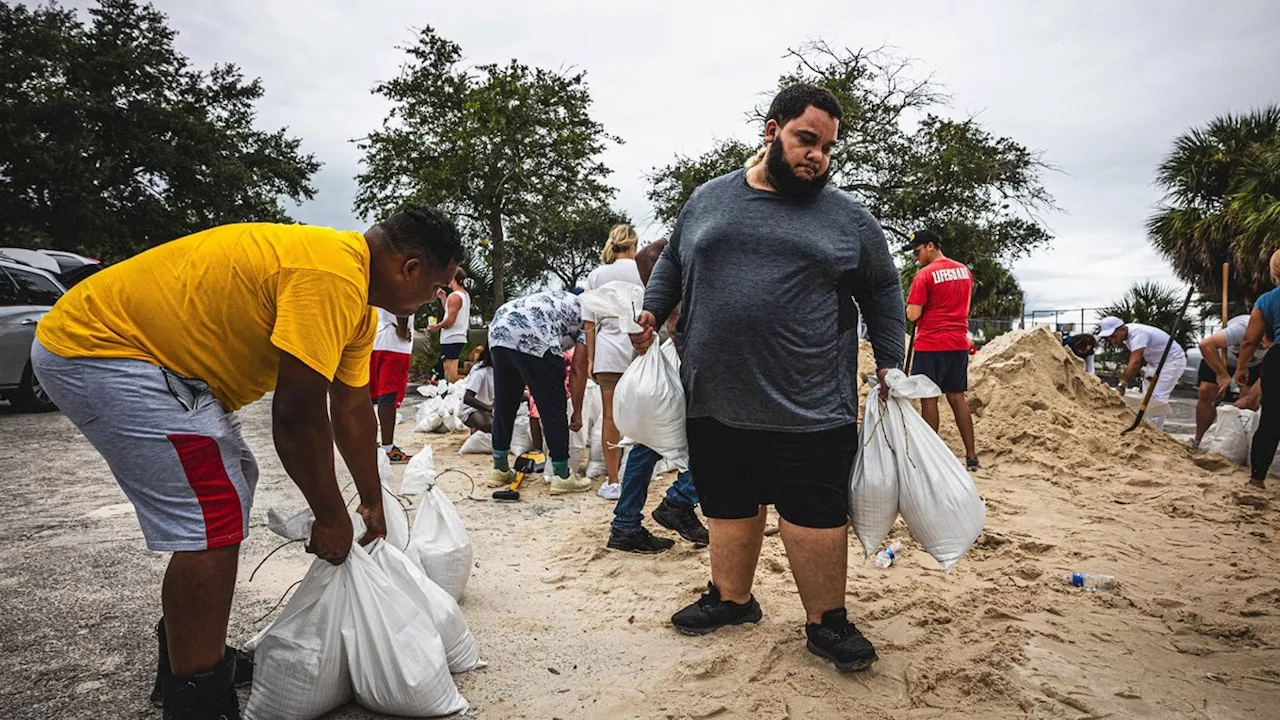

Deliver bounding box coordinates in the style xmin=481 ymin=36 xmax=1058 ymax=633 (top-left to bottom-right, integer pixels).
xmin=1122 ymin=286 xmax=1195 ymax=434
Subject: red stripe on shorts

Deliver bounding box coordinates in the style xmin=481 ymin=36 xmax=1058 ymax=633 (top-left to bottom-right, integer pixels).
xmin=167 ymin=434 xmax=244 ymax=547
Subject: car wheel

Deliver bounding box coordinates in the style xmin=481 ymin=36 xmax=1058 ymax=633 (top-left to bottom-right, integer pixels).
xmin=11 ymin=360 xmax=57 ymax=413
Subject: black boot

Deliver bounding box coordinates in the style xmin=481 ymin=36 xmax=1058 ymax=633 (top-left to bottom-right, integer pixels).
xmin=161 ymin=648 xmax=241 ymax=720
xmin=153 ymin=618 xmax=255 ymax=708
xmin=805 ymin=607 xmax=878 ymax=672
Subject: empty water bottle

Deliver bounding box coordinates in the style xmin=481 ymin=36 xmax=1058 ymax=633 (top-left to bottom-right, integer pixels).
xmin=1064 ymin=572 xmax=1118 ymax=591
xmin=874 ymin=541 xmax=904 ymax=568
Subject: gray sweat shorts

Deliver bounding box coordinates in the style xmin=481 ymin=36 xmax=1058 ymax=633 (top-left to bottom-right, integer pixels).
xmin=31 ymin=339 xmax=258 ymax=552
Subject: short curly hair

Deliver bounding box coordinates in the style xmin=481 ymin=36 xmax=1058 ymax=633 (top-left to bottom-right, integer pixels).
xmin=766 ymin=83 xmax=844 ymax=128
xmin=376 ymin=203 xmax=464 ymax=269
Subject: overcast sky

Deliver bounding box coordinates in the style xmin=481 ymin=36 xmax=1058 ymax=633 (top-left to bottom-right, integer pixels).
xmin=66 ymin=0 xmax=1280 ymax=315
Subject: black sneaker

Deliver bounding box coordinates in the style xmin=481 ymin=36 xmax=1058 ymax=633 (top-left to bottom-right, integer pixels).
xmin=805 ymin=608 xmax=878 ymax=672
xmin=966 ymin=456 xmax=981 ymax=471
xmin=162 ymin=648 xmax=241 ymax=720
xmin=607 ymin=527 xmax=675 ymax=554
xmin=152 ymin=619 xmax=254 ymax=708
xmin=652 ymin=499 xmax=710 ymax=547
xmin=671 ymin=581 xmax=762 ymax=636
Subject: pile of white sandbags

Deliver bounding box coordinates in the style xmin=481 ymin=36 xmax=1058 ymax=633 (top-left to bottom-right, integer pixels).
xmin=849 ymin=370 xmax=986 ymax=571
xmin=248 ymin=449 xmax=482 ymax=718
xmin=414 ymin=381 xmax=467 ymax=434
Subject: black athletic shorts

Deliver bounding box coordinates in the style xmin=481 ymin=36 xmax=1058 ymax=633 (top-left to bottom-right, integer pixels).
xmin=439 ymin=342 xmax=465 ymax=361
xmin=686 ymin=418 xmax=857 ymax=529
xmin=1196 ymin=359 xmax=1260 ymax=386
xmin=912 ymin=350 xmax=969 ymax=393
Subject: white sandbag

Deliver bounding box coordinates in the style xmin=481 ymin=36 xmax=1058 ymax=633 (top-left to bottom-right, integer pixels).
xmin=459 ymin=431 xmax=493 ymax=455
xmin=510 ymin=406 xmax=534 ymax=458
xmin=849 ymin=385 xmax=899 ymax=559
xmin=370 ymin=542 xmax=484 ymax=674
xmin=409 ymin=486 xmax=473 ymax=600
xmin=660 ymin=337 xmax=681 ymax=370
xmin=1122 ymin=388 xmax=1172 ymax=421
xmin=882 ymin=370 xmax=986 ymax=571
xmin=1201 ymin=405 xmax=1252 ymax=465
xmin=613 ymin=344 xmax=688 ymax=471
xmin=417 ymin=384 xmax=442 ymax=398
xmin=343 ymin=541 xmax=468 ymax=717
xmin=265 ymin=506 xmax=313 ymax=542
xmin=415 ymin=398 xmax=444 ymax=433
xmin=401 ymin=446 xmax=437 ymax=495
xmin=586 ymin=420 xmax=607 ymax=479
xmin=579 ymin=281 xmax=644 ymax=333
xmin=569 ymin=403 xmax=588 ymax=472
xmin=243 ymin=557 xmax=351 ymax=720
xmin=374 ymin=449 xmax=409 ymax=549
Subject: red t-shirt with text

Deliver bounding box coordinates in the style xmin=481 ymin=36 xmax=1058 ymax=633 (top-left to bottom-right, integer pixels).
xmin=907 ymin=258 xmax=973 ymax=352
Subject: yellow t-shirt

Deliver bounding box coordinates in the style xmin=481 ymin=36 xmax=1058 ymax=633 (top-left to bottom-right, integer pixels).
xmin=37 ymin=223 xmax=377 ymax=411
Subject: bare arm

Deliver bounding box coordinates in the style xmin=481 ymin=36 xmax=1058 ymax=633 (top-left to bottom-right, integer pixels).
xmin=1120 ymin=349 xmax=1145 ymax=387
xmin=463 ymin=389 xmax=492 ymax=414
xmin=569 ymin=342 xmax=588 ymax=431
xmin=1199 ymin=332 xmax=1230 ymax=378
xmin=395 ymin=315 xmax=411 ymax=342
xmin=329 ymin=378 xmax=385 ymax=543
xmin=584 ymin=320 xmax=597 ymax=377
xmin=273 ymin=352 xmax=352 ymax=563
xmin=905 ymin=303 xmax=923 ymax=323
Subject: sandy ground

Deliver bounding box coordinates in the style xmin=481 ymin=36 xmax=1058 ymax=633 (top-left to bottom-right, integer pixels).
xmin=2 ymin=327 xmax=1280 ymax=719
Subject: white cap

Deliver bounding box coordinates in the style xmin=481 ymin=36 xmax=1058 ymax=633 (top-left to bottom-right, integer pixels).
xmin=1098 ymin=316 xmax=1125 ymax=339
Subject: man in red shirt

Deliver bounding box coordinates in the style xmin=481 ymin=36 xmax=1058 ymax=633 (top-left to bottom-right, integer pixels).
xmin=904 ymin=229 xmax=979 ymax=470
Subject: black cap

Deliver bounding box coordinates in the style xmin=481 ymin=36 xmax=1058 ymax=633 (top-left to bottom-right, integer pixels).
xmin=900 ymin=229 xmax=942 ymax=253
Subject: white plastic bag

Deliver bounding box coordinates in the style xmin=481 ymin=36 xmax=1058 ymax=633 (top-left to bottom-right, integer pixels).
xmin=343 ymin=541 xmax=468 ymax=717
xmin=881 ymin=370 xmax=986 ymax=570
xmin=849 ymin=385 xmax=900 ymax=559
xmin=415 ymin=399 xmax=443 ymax=433
xmin=586 ymin=421 xmax=607 ymax=479
xmin=370 ymin=542 xmax=484 ymax=674
xmin=579 ymin=281 xmax=644 ymax=333
xmin=401 ymin=446 xmax=437 ymax=495
xmin=409 ymin=486 xmax=473 ymax=600
xmin=459 ymin=431 xmax=493 ymax=455
xmin=417 ymin=384 xmax=442 ymax=398
xmin=243 ymin=558 xmax=351 ymax=720
xmin=613 ymin=344 xmax=688 ymax=471
xmin=510 ymin=406 xmax=534 ymax=458
xmin=1201 ymin=405 xmax=1252 ymax=465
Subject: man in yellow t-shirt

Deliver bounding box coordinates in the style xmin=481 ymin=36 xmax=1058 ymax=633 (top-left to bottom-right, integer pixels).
xmin=30 ymin=203 xmax=461 ymax=719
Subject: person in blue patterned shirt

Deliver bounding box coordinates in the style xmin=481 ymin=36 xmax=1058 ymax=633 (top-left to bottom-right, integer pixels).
xmin=486 ymin=289 xmax=592 ymax=494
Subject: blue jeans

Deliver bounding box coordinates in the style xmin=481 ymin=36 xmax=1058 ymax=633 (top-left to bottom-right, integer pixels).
xmin=612 ymin=443 xmax=699 ymax=533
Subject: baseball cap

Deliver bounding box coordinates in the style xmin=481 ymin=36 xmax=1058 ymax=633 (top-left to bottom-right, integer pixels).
xmin=1097 ymin=316 xmax=1125 ymax=339
xmin=901 ymin=229 xmax=942 ymax=253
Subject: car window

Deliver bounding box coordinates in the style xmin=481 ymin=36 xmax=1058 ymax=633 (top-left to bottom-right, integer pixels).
xmin=7 ymin=267 xmax=63 ymax=306
xmin=0 ymin=271 xmax=18 ymax=306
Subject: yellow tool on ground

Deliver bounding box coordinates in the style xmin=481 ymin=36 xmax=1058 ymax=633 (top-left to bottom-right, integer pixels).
xmin=492 ymin=451 xmax=546 ymax=501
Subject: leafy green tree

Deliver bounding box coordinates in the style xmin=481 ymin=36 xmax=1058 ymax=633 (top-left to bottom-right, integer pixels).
xmin=647 ymin=42 xmax=1055 ymax=316
xmin=1147 ymin=107 xmax=1280 ymax=302
xmin=0 ymin=0 xmax=320 ymax=261
xmin=508 ymin=204 xmax=631 ymax=290
xmin=354 ymin=27 xmax=619 ymax=307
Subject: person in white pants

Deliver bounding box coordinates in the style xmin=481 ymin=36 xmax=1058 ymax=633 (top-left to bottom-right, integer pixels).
xmin=1098 ymin=316 xmax=1187 ymax=429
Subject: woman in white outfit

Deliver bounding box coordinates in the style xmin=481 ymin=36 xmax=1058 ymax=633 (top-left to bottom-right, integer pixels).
xmin=583 ymin=224 xmax=642 ymax=500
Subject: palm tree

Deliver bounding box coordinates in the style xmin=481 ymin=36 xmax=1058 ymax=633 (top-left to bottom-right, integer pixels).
xmin=1099 ymin=280 xmax=1194 ymax=350
xmin=1147 ymin=107 xmax=1280 ymax=302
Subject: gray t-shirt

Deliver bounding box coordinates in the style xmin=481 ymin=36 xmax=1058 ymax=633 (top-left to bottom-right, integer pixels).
xmin=1220 ymin=314 xmax=1267 ymax=368
xmin=643 ymin=170 xmax=906 ymax=432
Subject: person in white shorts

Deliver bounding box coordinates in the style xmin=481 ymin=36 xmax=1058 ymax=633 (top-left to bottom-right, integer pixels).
xmin=582 ymin=223 xmax=642 ymax=500
xmin=1098 ymin=316 xmax=1187 ymax=429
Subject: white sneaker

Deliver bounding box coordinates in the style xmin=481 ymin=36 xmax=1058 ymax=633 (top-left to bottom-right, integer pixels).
xmin=597 ymin=482 xmax=622 ymax=500
xmin=486 ymin=468 xmax=516 ymax=488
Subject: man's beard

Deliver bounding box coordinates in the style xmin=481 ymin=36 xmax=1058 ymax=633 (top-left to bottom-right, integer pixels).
xmin=764 ymin=140 xmax=830 ymax=199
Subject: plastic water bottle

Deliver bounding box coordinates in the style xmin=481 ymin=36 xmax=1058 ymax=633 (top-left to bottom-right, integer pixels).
xmin=1064 ymin=572 xmax=1118 ymax=591
xmin=874 ymin=541 xmax=904 ymax=568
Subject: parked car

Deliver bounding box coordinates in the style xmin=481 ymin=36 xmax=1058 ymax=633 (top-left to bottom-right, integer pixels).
xmin=1182 ymin=347 xmax=1202 ymax=387
xmin=0 ymin=247 xmax=102 ymax=289
xmin=0 ymin=259 xmax=66 ymax=412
